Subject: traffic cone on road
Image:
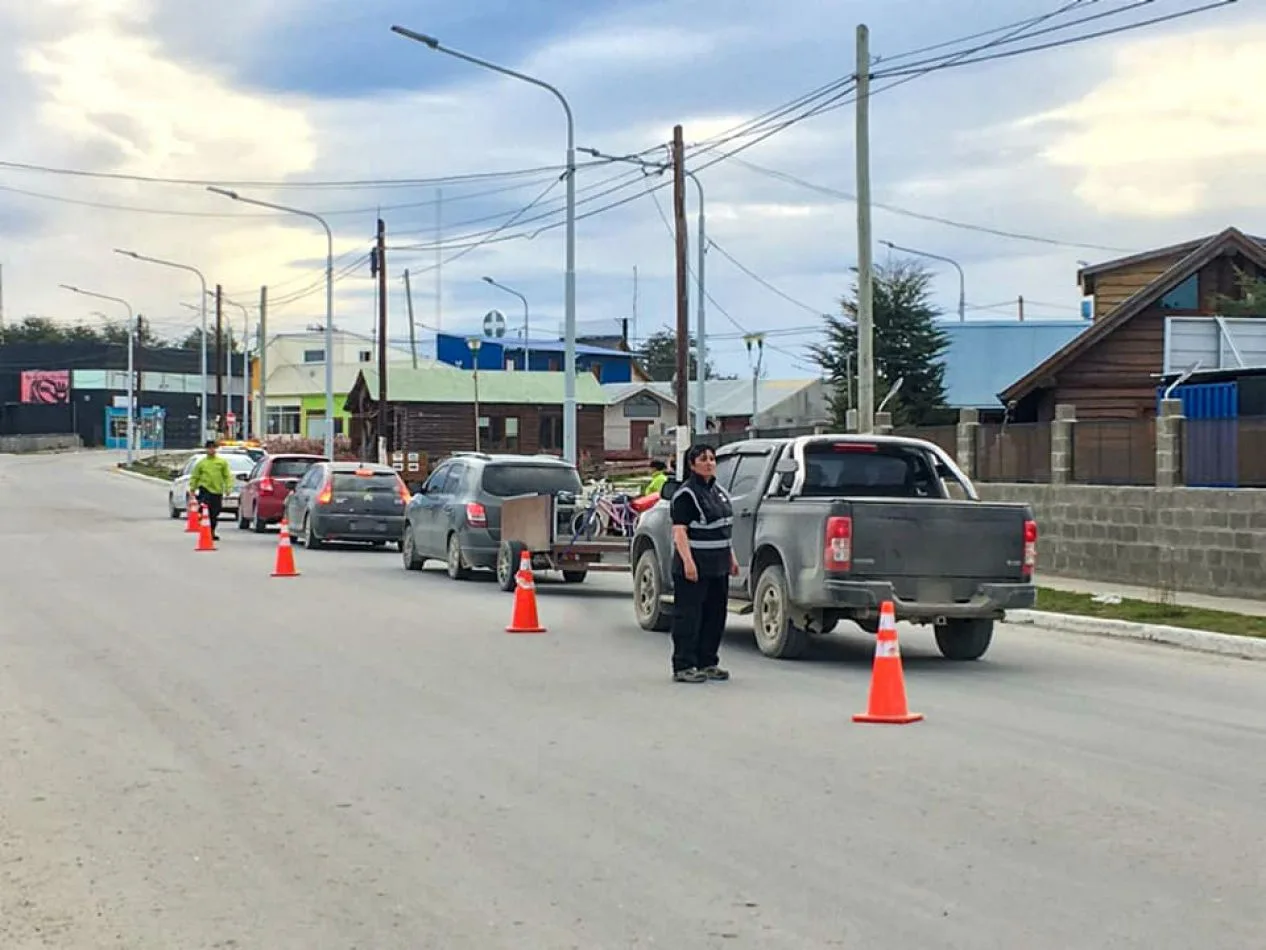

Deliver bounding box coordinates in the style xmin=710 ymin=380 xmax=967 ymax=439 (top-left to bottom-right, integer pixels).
xmin=270 ymin=519 xmax=299 ymax=577
xmin=194 ymin=505 xmax=216 ymax=552
xmin=184 ymin=497 xmax=200 ymax=533
xmin=853 ymin=601 xmax=923 ymax=724
xmin=505 ymin=551 xmax=546 ymax=634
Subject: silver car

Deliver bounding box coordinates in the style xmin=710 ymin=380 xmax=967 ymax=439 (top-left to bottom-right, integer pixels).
xmin=168 ymin=451 xmax=256 ymax=518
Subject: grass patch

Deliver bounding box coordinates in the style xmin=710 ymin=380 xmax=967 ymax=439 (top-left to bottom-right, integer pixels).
xmin=1035 ymin=587 xmax=1266 ymax=639
xmin=122 ymin=459 xmax=177 ymax=481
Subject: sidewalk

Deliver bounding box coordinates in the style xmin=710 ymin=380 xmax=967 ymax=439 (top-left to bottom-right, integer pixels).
xmin=1037 ymin=573 xmax=1266 ymax=618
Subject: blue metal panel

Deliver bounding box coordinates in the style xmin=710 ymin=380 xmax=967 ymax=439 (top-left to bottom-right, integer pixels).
xmin=1155 ymin=380 xmax=1238 ymax=419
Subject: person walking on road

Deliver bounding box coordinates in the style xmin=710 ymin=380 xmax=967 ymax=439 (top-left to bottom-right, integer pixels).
xmin=669 ymin=444 xmax=739 ymax=683
xmin=188 ymin=440 xmax=232 ymax=542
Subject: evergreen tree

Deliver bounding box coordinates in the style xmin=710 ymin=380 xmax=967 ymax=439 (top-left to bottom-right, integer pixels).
xmin=808 ymin=259 xmax=950 ymax=427
xmin=636 ymin=327 xmax=716 ymax=382
xmin=1213 ymin=266 xmax=1266 ymax=316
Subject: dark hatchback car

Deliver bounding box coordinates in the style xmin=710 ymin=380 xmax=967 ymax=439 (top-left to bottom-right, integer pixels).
xmin=284 ymin=461 xmax=410 ymax=549
xmin=401 ymin=452 xmax=583 ymax=579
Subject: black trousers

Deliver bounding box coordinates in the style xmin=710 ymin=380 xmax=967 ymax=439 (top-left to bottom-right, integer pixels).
xmin=197 ymin=489 xmax=223 ymax=531
xmin=671 ymin=571 xmax=729 ymax=672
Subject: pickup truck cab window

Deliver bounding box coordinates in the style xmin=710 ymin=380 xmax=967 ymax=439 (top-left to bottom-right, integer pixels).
xmin=728 ymin=455 xmax=766 ymax=498
xmin=800 ymin=443 xmax=943 ymax=498
xmin=711 ymin=454 xmax=740 ymax=491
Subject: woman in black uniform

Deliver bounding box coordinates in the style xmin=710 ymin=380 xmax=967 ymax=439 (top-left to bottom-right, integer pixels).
xmin=669 ymin=444 xmax=739 ymax=683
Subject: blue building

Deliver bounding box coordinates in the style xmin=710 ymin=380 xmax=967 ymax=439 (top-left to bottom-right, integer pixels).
xmin=939 ymin=319 xmax=1090 ymax=415
xmin=434 ymin=332 xmax=640 ymax=384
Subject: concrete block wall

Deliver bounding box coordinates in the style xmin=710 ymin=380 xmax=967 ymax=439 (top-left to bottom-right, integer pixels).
xmin=0 ymin=434 xmax=82 ymax=453
xmin=976 ymin=483 xmax=1266 ymax=597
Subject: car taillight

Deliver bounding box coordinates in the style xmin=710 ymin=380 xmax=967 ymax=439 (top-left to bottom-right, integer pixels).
xmin=1022 ymin=519 xmax=1038 ymax=577
xmin=824 ymin=515 xmax=852 ymax=572
xmin=260 ymin=477 xmax=274 ymax=495
xmin=465 ymin=502 xmax=487 ymax=527
xmin=397 ymin=480 xmax=411 ymax=504
xmin=316 ymin=477 xmax=333 ymax=505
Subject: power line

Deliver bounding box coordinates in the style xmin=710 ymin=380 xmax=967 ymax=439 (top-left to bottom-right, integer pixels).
xmin=706 ymin=238 xmax=830 ymax=318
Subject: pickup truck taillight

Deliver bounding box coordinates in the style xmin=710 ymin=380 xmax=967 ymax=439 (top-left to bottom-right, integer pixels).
xmin=824 ymin=516 xmax=852 ymax=572
xmin=1022 ymin=519 xmax=1038 ymax=577
xmin=466 ymin=502 xmax=487 ymax=527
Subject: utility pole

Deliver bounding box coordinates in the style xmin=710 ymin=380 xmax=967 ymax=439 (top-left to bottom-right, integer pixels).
xmin=376 ymin=217 xmax=389 ymax=461
xmin=745 ymin=333 xmax=765 ymax=430
xmin=215 ymin=284 xmax=224 ymax=433
xmin=0 ymin=262 xmax=5 ymax=333
xmin=1018 ymin=295 xmax=1025 ymax=321
xmin=403 ymin=269 xmax=418 ymax=369
xmin=632 ymin=265 xmax=638 ymax=345
xmin=258 ymin=285 xmax=267 ymax=438
xmin=855 ymin=24 xmax=875 ymax=434
xmin=671 ymin=124 xmax=690 ymax=449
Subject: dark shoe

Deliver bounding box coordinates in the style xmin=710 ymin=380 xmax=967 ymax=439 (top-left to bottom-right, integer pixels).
xmin=673 ymin=667 xmax=707 ymax=683
xmin=701 ymin=666 xmax=730 ymax=681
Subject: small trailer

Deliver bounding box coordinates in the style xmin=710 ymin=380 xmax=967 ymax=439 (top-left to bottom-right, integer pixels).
xmin=495 ymin=492 xmax=635 ymax=591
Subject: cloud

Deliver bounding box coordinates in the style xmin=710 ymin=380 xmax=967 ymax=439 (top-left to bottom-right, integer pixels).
xmin=0 ymin=0 xmax=1262 ymax=380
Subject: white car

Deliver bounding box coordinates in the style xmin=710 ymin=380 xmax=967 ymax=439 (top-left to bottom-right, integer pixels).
xmin=168 ymin=451 xmax=256 ymax=519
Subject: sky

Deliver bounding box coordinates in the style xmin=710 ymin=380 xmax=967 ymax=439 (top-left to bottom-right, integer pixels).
xmin=0 ymin=0 xmax=1261 ymax=379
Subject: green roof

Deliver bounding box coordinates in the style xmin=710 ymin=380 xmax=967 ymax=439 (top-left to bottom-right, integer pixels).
xmin=354 ymin=368 xmax=608 ymax=405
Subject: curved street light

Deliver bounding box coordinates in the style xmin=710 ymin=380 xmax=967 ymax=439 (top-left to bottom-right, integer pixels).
xmin=206 ymin=186 xmax=335 ymax=458
xmin=60 ymin=284 xmax=136 ymax=462
xmin=879 ymin=239 xmax=966 ymax=322
xmin=482 ymin=276 xmax=530 ymax=369
xmin=392 ymin=25 xmax=578 ymax=463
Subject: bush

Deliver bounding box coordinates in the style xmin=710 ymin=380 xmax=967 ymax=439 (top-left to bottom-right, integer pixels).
xmin=262 ymin=435 xmax=359 ymax=460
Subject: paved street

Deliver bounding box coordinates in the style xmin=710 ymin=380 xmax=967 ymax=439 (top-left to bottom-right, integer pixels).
xmin=1 ymin=450 xmax=1263 ymax=949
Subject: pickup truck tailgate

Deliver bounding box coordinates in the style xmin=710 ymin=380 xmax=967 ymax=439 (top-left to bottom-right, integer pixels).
xmin=850 ymin=500 xmax=1028 ymax=581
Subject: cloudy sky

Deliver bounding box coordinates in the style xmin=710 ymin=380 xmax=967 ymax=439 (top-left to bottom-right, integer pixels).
xmin=0 ymin=0 xmax=1259 ymax=377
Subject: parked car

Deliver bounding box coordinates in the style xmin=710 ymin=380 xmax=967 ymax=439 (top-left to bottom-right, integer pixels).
xmin=630 ymin=434 xmax=1038 ymax=662
xmin=401 ymin=452 xmax=583 ymax=580
xmin=237 ymin=453 xmax=327 ymax=532
xmin=168 ymin=451 xmax=256 ymax=518
xmin=284 ymin=461 xmax=410 ymax=549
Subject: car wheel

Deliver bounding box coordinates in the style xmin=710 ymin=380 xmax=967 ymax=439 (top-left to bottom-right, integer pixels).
xmin=446 ymin=533 xmax=471 ymax=580
xmin=934 ymin=619 xmax=994 ymax=661
xmin=633 ymin=548 xmax=672 ymax=633
xmin=562 ymin=570 xmax=588 ymax=583
xmin=169 ymin=496 xmax=182 ymax=520
xmin=401 ymin=524 xmax=425 ymax=571
xmin=252 ymin=510 xmax=267 ymax=533
xmin=237 ymin=505 xmax=250 ymax=530
xmin=497 ymin=540 xmax=526 ymax=591
xmin=304 ymin=516 xmax=323 ymax=550
xmin=752 ymin=563 xmax=810 ymax=659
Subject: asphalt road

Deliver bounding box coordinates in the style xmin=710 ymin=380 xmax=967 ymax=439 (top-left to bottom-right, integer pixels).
xmin=2 ymin=450 xmax=1263 ymax=949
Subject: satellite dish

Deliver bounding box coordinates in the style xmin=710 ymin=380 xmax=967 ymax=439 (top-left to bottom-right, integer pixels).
xmin=482 ymin=309 xmax=507 ymax=338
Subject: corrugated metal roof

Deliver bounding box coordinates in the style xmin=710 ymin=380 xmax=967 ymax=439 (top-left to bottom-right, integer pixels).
xmin=359 ymin=367 xmax=608 ymax=404
xmin=940 ymin=320 xmax=1090 ymax=408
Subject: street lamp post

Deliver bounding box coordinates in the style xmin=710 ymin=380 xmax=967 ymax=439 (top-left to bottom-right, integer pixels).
xmin=206 ymin=187 xmax=335 ymax=457
xmin=482 ymin=276 xmax=530 ymax=370
xmin=210 ymin=293 xmax=251 ymax=439
xmin=114 ymin=249 xmax=209 ymax=437
xmin=879 ymin=239 xmax=966 ymax=322
xmin=392 ymin=25 xmax=577 ymax=463
xmin=467 ymin=337 xmax=482 ymax=451
xmin=61 ymin=284 xmax=136 ymax=462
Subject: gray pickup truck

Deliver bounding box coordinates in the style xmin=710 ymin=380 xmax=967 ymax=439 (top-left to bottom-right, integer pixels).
xmin=630 ymin=434 xmax=1037 ymax=662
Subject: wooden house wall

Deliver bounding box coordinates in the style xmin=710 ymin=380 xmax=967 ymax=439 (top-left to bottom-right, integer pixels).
xmin=390 ymin=401 xmax=605 ymax=462
xmin=1085 ymin=252 xmax=1186 ymax=321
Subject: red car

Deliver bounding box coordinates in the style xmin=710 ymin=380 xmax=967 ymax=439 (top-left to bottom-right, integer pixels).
xmin=237 ymin=453 xmax=327 ymax=531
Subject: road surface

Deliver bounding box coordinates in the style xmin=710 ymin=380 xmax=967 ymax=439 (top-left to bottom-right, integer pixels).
xmin=1 ymin=450 xmax=1262 ymax=949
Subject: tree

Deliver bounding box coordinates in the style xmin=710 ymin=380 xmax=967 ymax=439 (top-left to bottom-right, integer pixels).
xmin=637 ymin=327 xmax=717 ymax=382
xmin=808 ymin=259 xmax=951 ymax=427
xmin=1213 ymin=266 xmax=1266 ymax=316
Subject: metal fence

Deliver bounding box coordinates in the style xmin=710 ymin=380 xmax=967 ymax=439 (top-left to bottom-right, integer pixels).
xmin=1184 ymin=416 xmax=1266 ymax=488
xmin=975 ymin=423 xmax=1052 ymax=483
xmin=1072 ymin=419 xmax=1156 ymax=486
xmin=1240 ymin=416 xmax=1266 ymax=488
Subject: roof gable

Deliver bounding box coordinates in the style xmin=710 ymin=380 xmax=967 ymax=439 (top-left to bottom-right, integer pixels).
xmin=1077 ymin=228 xmax=1266 ymax=286
xmin=1002 ymin=227 xmax=1266 ymax=404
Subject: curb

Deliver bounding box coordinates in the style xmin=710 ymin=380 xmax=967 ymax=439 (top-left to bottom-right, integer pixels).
xmin=112 ymin=466 xmax=173 ymax=487
xmin=1007 ymin=609 xmax=1266 ymax=661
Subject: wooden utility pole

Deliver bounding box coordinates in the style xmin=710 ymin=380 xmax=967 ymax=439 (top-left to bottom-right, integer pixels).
xmin=258 ymin=285 xmax=267 ymax=438
xmin=855 ymin=24 xmax=875 ymax=434
xmin=403 ymin=269 xmax=418 ymax=369
xmin=214 ymin=284 xmax=224 ymax=431
xmin=671 ymin=124 xmax=689 ymax=434
xmin=376 ymin=218 xmax=389 ymax=460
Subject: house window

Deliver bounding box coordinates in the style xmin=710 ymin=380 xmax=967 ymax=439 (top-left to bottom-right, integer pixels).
xmin=303 ymin=349 xmax=325 ymax=363
xmin=481 ymin=416 xmax=521 ymax=452
xmin=539 ymin=413 xmax=562 ymax=451
xmin=305 ymin=410 xmax=344 ymax=438
xmin=266 ymin=405 xmax=301 ymax=436
xmin=623 ymin=393 xmax=661 ymax=419
xmin=1160 ymin=274 xmax=1198 ymax=310
xmin=358 ymin=350 xmax=372 ymax=363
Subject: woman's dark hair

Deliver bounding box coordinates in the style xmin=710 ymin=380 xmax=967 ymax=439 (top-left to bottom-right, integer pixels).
xmin=650 ymin=459 xmax=667 ymax=471
xmin=685 ymin=443 xmax=716 ymax=468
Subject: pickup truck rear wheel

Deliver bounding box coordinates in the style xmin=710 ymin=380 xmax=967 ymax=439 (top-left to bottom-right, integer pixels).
xmin=934 ymin=618 xmax=994 ymax=661
xmin=633 ymin=549 xmax=672 ymax=633
xmin=753 ymin=564 xmax=810 ymax=660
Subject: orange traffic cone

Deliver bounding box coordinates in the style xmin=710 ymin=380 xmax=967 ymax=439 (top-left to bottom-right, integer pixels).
xmin=853 ymin=601 xmax=923 ymax=724
xmin=194 ymin=505 xmax=216 ymax=552
xmin=271 ymin=519 xmax=299 ymax=577
xmin=184 ymin=496 xmax=200 ymax=533
xmin=505 ymin=551 xmax=546 ymax=634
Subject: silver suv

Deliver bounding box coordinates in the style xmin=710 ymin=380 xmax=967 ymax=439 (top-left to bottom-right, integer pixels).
xmin=400 ymin=453 xmax=583 ymax=580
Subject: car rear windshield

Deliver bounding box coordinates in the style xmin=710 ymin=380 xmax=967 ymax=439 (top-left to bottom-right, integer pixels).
xmin=331 ymin=472 xmax=401 ymax=493
xmin=801 ymin=443 xmax=940 ymax=497
xmin=271 ymin=458 xmax=320 ymax=478
xmin=480 ymin=463 xmax=583 ymax=497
